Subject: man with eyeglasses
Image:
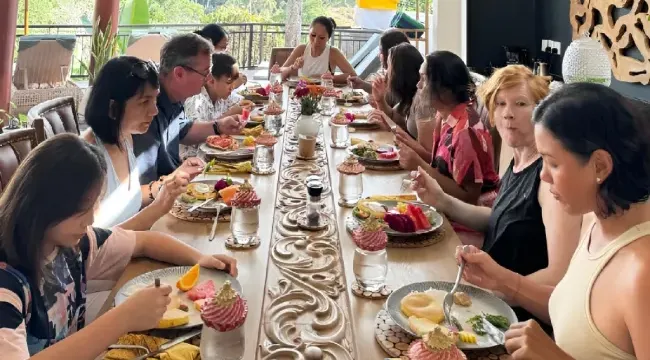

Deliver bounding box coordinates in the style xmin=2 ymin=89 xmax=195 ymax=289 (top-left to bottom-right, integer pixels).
xmin=133 ymin=33 xmax=244 ymax=204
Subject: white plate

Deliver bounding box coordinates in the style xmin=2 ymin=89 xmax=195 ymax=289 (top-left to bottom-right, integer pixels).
xmin=174 ymin=179 xmax=238 ymax=212
xmin=347 ymin=200 xmax=443 ymax=237
xmin=385 ymin=281 xmax=517 ymax=349
xmin=346 ymin=143 xmax=400 ymax=165
xmin=115 ymin=266 xmax=242 ymax=329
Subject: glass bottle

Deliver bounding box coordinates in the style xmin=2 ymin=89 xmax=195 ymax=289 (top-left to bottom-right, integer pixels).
xmin=306 ymin=180 xmax=323 ymax=227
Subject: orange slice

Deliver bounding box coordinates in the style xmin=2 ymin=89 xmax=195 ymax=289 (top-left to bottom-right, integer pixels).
xmin=176 ymin=264 xmax=200 ymax=291
xmin=218 ymin=184 xmax=240 ymax=206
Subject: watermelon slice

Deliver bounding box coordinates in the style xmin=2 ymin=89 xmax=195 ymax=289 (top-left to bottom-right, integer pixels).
xmin=186 ymin=280 xmax=215 ymax=301
xmin=406 ymin=204 xmax=431 ymax=230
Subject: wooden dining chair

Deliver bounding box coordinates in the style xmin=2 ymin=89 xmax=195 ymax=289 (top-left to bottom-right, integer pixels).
xmin=27 ymin=95 xmax=80 ymax=143
xmin=268 ymin=47 xmax=294 ymax=79
xmin=0 ymin=128 xmax=38 ymax=193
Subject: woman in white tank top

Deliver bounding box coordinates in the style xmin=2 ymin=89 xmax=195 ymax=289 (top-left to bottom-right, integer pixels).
xmin=82 ymin=56 xmax=190 ymax=231
xmin=451 ymin=83 xmax=650 ymax=359
xmin=280 ymin=16 xmax=356 ymax=83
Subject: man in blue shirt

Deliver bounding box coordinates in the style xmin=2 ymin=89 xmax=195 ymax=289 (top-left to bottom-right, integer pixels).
xmin=133 ymin=33 xmax=244 ymax=202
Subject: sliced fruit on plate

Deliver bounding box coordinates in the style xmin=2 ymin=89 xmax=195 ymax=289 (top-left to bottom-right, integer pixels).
xmin=400 ymin=291 xmax=445 ymax=323
xmin=378 ymin=151 xmax=398 ymax=160
xmin=405 ymin=203 xmax=432 ymax=230
xmin=218 ymin=184 xmax=240 ymax=206
xmin=408 ymin=316 xmax=448 ymax=337
xmin=458 ymin=331 xmax=478 ymax=344
xmin=158 ymin=308 xmax=190 ymax=328
xmin=356 ymin=201 xmax=388 ymax=219
xmin=194 ymin=298 xmax=208 ymax=311
xmin=176 ymin=264 xmax=200 ymax=291
xmin=206 ymin=135 xmax=239 ymax=150
xmin=384 ymin=212 xmax=416 ymax=233
xmin=187 ymin=279 xmax=215 ymax=301
xmin=214 ymin=175 xmax=234 ymax=192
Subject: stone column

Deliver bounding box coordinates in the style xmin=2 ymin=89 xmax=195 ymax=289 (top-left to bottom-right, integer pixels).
xmin=0 ymin=0 xmax=19 ymax=114
xmin=284 ymin=0 xmax=303 ymax=47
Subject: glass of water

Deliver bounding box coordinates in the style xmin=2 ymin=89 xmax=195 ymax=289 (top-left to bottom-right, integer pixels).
xmin=201 ymin=325 xmax=245 ymax=360
xmin=330 ymin=122 xmax=350 ymax=149
xmin=264 ymin=114 xmax=282 ymax=136
xmin=252 ymin=143 xmax=275 ymax=174
xmin=353 ymin=247 xmax=387 ymax=292
xmin=230 ymin=204 xmax=259 ymax=245
xmin=320 ymin=94 xmax=337 ymax=116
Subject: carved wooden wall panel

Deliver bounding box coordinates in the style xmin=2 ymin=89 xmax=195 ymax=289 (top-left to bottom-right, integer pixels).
xmin=570 ymin=0 xmax=650 ymax=84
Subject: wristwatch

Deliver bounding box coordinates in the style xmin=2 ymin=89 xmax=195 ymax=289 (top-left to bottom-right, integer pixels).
xmin=212 ymin=120 xmax=220 ymax=135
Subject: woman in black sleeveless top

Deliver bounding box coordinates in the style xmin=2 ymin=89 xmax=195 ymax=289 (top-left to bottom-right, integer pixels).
xmin=410 ymin=65 xmax=582 ymax=329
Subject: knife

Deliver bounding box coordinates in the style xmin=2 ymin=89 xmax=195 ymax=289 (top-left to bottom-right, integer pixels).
xmin=132 ymin=329 xmax=201 ymax=360
xmin=188 ymin=198 xmax=213 ymax=212
xmin=209 ymin=204 xmax=225 ymax=241
xmin=482 ymin=315 xmax=505 ymax=345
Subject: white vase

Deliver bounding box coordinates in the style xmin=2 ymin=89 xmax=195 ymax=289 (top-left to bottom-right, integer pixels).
xmin=295 ymin=114 xmax=321 ymax=138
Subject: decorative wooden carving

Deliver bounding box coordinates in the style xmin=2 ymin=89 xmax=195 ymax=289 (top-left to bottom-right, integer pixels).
xmin=570 ymin=0 xmax=650 ymax=84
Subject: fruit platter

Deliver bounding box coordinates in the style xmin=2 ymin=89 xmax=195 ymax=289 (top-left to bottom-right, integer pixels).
xmin=347 ymin=141 xmax=400 ymax=165
xmin=238 ymin=84 xmax=269 ymax=102
xmin=332 ymin=110 xmax=376 ymax=129
xmin=336 ymin=90 xmax=367 ymax=104
xmin=385 ymin=281 xmax=517 ymax=349
xmin=199 ymin=135 xmax=255 ymax=161
xmin=115 ymin=265 xmax=242 ymax=329
xmin=348 ymin=199 xmax=443 ymax=237
xmin=175 ymin=176 xmax=242 ymax=212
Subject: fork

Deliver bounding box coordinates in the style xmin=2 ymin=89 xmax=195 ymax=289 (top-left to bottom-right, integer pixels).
xmin=443 ymin=245 xmax=469 ymax=329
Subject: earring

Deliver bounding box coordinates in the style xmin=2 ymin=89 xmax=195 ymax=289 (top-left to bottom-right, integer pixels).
xmin=596 ymin=177 xmax=601 ymax=184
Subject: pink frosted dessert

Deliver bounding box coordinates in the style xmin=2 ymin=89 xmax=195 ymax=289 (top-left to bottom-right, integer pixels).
xmin=271 ymin=81 xmax=283 ymax=94
xmin=352 ymin=218 xmax=387 ymax=251
xmin=408 ymin=328 xmax=467 ymax=360
xmin=264 ymin=101 xmax=284 ymax=115
xmin=337 ymin=155 xmax=365 ymax=175
xmin=270 ymin=62 xmax=281 ymax=74
xmin=230 ymin=180 xmax=261 ymax=208
xmin=323 ymin=88 xmax=338 ymax=98
xmin=255 ymin=131 xmax=278 ymax=146
xmin=200 ymin=280 xmax=248 ymax=332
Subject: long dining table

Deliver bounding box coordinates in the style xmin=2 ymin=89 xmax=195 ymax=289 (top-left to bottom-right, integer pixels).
xmin=101 ymin=86 xmax=511 ymax=360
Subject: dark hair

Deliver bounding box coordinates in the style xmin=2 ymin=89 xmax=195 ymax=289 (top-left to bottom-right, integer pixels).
xmin=85 ymin=56 xmax=158 ymax=149
xmin=0 ymin=134 xmax=107 ymax=284
xmin=211 ymin=52 xmax=239 ymax=81
xmin=159 ymin=33 xmax=214 ymax=75
xmin=533 ymin=83 xmax=650 ymax=217
xmin=424 ymin=50 xmax=474 ymax=105
xmin=388 ymin=43 xmax=423 ymax=116
xmin=311 ymin=16 xmax=337 ymax=38
xmin=194 ymin=23 xmax=228 ymax=47
xmin=380 ymin=29 xmax=409 ymax=69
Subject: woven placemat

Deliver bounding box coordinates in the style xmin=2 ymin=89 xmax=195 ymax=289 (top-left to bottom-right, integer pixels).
xmin=362 ymin=162 xmax=403 ymax=171
xmin=374 ymin=309 xmax=512 ymax=360
xmin=169 ymin=204 xmax=231 ymax=223
xmin=345 ymin=216 xmax=447 ymax=248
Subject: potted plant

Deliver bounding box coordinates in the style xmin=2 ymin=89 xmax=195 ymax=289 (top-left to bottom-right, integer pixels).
xmin=78 ymin=17 xmax=119 ymax=119
xmin=0 ymin=102 xmax=29 ymax=131
xmin=294 ymin=80 xmax=323 ymax=137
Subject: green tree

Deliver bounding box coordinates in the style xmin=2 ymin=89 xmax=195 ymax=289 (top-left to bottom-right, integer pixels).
xmin=149 ymin=0 xmax=206 ymax=23
xmin=201 ymin=4 xmax=271 ymax=23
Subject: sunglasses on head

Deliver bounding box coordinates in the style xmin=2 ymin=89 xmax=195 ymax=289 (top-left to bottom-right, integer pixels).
xmin=130 ymin=60 xmax=157 ymax=79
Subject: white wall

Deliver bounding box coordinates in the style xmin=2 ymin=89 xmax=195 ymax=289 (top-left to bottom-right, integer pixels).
xmin=434 ymin=0 xmax=466 ymax=60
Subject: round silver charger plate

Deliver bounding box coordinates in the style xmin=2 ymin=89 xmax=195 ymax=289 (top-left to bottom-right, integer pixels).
xmin=385 ymin=281 xmax=518 ymax=349
xmin=199 ymin=143 xmax=254 ymax=161
xmin=115 ymin=266 xmax=242 ymax=329
xmin=347 ymin=200 xmax=443 ymax=237
xmin=174 ymin=179 xmax=239 ymax=212
xmin=346 ymin=144 xmax=400 ymax=166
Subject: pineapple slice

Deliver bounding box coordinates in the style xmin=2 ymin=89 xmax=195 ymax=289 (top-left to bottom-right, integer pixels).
xmin=157 ymin=308 xmax=190 ymax=329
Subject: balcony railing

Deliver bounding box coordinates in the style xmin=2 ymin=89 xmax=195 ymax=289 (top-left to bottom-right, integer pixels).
xmin=15 ymin=23 xmax=380 ymax=79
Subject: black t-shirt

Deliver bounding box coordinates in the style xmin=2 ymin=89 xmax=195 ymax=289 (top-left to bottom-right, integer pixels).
xmin=133 ymin=87 xmax=193 ymax=184
xmin=483 ymin=158 xmax=550 ymax=328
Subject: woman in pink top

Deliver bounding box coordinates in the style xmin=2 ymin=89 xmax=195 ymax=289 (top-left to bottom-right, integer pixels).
xmin=0 ymin=134 xmax=238 ymax=360
xmin=396 ymin=51 xmax=499 ymax=207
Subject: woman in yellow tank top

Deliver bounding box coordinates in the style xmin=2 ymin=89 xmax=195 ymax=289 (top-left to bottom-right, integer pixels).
xmin=454 ymin=83 xmax=650 ymax=360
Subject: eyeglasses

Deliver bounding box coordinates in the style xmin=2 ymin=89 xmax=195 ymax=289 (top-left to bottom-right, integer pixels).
xmin=130 ymin=60 xmax=157 ymax=80
xmin=181 ymin=65 xmax=211 ymax=81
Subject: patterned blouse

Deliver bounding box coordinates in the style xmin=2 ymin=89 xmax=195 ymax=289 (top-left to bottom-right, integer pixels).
xmin=0 ymin=227 xmax=136 ymax=358
xmin=181 ymin=89 xmax=243 ymax=159
xmin=431 ymin=101 xmax=499 ymax=205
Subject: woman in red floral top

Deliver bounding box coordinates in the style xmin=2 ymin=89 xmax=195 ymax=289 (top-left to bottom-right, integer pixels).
xmin=396 ymin=51 xmax=499 ymax=207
